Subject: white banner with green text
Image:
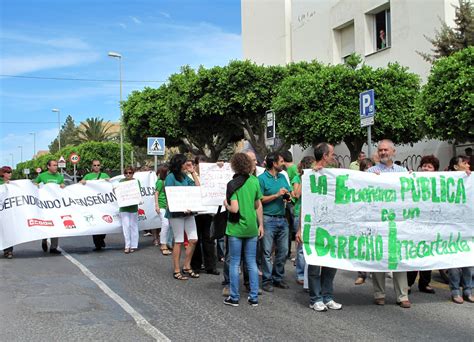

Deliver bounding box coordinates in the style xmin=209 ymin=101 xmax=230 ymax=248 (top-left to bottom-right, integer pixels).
xmin=301 ymin=169 xmax=473 ymax=272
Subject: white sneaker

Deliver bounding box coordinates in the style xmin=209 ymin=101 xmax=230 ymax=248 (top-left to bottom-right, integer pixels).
xmin=325 ymin=300 xmax=342 ymax=310
xmin=309 ymin=301 xmax=327 ymax=312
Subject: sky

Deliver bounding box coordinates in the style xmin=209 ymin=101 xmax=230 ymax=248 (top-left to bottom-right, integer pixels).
xmin=0 ymin=0 xmax=242 ymax=168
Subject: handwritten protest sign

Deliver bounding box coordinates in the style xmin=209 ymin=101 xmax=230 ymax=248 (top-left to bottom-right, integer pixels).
xmin=199 ymin=163 xmax=234 ymax=206
xmin=301 ymin=169 xmax=474 ymax=272
xmin=114 ymin=179 xmax=142 ymax=207
xmin=166 ymin=186 xmax=207 ymax=212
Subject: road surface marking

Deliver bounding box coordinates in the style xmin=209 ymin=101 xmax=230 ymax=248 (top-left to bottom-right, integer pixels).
xmin=60 ymin=248 xmax=170 ymax=341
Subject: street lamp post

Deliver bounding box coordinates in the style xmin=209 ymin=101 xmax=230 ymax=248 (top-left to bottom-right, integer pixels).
xmin=52 ymin=108 xmax=61 ymax=151
xmin=108 ymin=51 xmax=124 ymax=174
xmin=29 ymin=132 xmax=36 ymax=159
xmin=18 ymin=145 xmax=23 ymax=163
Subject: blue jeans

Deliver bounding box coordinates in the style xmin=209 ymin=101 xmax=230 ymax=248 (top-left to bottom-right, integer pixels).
xmin=262 ymin=216 xmax=288 ymax=285
xmin=308 ymin=265 xmax=337 ymax=304
xmin=294 ymin=216 xmax=305 ymax=281
xmin=217 ymin=237 xmax=225 ymax=260
xmin=448 ymin=267 xmax=472 ymax=297
xmin=228 ymin=236 xmax=259 ymax=301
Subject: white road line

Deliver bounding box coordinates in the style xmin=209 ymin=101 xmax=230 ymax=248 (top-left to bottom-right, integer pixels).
xmin=60 ymin=248 xmax=170 ymax=342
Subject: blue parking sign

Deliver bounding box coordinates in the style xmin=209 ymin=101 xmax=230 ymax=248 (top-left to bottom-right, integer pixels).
xmin=360 ymin=89 xmax=375 ymax=127
xmin=147 ymin=137 xmax=165 ymax=156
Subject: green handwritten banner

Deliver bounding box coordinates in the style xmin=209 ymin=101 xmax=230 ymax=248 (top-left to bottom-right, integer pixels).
xmin=301 ymin=169 xmax=473 ymax=271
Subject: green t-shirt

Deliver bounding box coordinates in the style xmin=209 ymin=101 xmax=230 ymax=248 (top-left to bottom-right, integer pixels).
xmin=82 ymin=172 xmax=110 ymax=181
xmin=258 ymin=170 xmax=291 ymax=216
xmin=155 ymin=179 xmax=167 ymax=208
xmin=226 ymin=175 xmax=263 ymax=238
xmin=286 ymin=164 xmax=298 ymax=183
xmin=34 ymin=172 xmax=64 ymax=185
xmin=291 ymin=174 xmax=302 ymax=216
xmin=119 ymin=178 xmax=141 ymax=213
xmin=0 ymin=178 xmax=4 ymax=185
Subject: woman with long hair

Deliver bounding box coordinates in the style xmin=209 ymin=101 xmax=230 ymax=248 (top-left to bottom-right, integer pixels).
xmin=165 ymin=154 xmax=200 ymax=280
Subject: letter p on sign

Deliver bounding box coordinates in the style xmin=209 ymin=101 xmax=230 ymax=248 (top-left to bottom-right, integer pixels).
xmin=362 ymin=94 xmax=372 ymax=114
xmin=360 ymin=89 xmax=375 ymax=127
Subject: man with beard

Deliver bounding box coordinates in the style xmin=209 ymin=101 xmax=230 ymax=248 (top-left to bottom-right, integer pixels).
xmin=258 ymin=152 xmax=292 ymax=292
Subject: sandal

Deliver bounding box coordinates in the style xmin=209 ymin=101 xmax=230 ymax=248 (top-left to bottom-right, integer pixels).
xmin=182 ymin=268 xmax=200 ymax=278
xmin=173 ymin=272 xmax=188 ymax=280
xmin=161 ymin=248 xmax=172 ymax=256
xmin=124 ymin=248 xmax=130 ymax=254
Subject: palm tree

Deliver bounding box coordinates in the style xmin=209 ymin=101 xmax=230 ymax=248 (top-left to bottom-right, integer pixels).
xmin=76 ymin=117 xmax=117 ymax=143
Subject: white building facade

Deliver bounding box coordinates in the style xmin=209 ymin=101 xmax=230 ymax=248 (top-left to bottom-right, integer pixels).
xmin=241 ymin=0 xmax=465 ymax=169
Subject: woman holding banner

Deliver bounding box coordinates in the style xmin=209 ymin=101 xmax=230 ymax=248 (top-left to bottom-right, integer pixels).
xmin=291 ymin=156 xmax=315 ymax=286
xmin=406 ymin=155 xmax=439 ymax=295
xmin=447 ymin=156 xmax=473 ymax=304
xmin=165 ymin=154 xmax=200 ymax=280
xmin=1 ymin=166 xmax=14 ymax=259
xmin=119 ymin=166 xmax=141 ymax=254
xmin=155 ymin=164 xmax=172 ymax=255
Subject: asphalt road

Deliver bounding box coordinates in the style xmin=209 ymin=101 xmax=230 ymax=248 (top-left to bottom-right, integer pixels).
xmin=1 ymin=234 xmax=473 ymax=341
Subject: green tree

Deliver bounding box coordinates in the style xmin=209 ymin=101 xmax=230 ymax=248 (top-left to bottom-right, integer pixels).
xmin=122 ymin=86 xmax=183 ymax=151
xmin=75 ymin=117 xmax=117 ymax=143
xmin=418 ymin=0 xmax=474 ymax=62
xmin=15 ymin=141 xmax=132 ymax=180
xmin=48 ymin=115 xmax=79 ymax=153
xmin=420 ymin=47 xmax=474 ymax=143
xmin=164 ymin=65 xmax=244 ymax=160
xmin=273 ymin=63 xmax=424 ymax=161
xmin=221 ymin=60 xmax=288 ymax=159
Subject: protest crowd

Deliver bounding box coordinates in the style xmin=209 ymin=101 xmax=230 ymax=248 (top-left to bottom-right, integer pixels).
xmin=1 ymin=139 xmax=473 ymax=310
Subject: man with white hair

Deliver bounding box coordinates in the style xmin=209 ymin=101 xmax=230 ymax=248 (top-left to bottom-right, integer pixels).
xmin=367 ymin=139 xmax=411 ymax=308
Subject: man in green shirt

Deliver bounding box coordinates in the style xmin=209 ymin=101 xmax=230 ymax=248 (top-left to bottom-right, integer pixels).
xmin=258 ymin=152 xmax=292 ymax=292
xmin=34 ymin=159 xmax=65 ymax=255
xmin=81 ymin=160 xmax=110 ymax=251
xmin=349 ymin=152 xmax=366 ymax=170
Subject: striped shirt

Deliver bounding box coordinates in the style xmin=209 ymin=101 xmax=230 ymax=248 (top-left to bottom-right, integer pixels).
xmin=367 ymin=163 xmax=407 ymax=173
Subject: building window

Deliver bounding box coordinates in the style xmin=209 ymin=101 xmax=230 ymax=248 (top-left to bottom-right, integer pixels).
xmin=334 ymin=21 xmax=355 ymax=63
xmin=375 ymin=9 xmax=391 ymax=50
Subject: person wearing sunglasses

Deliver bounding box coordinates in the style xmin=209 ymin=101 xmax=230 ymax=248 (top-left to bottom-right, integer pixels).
xmin=1 ymin=166 xmax=14 ymax=259
xmin=81 ymin=160 xmax=110 ymax=251
xmin=34 ymin=160 xmax=65 ymax=255
xmin=119 ymin=167 xmax=141 ymax=254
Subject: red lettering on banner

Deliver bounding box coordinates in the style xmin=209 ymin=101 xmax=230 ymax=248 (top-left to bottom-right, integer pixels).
xmin=27 ymin=219 xmax=54 ymax=227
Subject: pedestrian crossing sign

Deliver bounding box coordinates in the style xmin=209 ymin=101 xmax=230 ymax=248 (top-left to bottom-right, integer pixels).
xmin=147 ymin=137 xmax=165 ymax=156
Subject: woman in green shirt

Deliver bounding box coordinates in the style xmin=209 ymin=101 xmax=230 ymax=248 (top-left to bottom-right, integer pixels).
xmin=291 ymin=156 xmax=315 ymax=285
xmin=154 ymin=164 xmax=172 ymax=255
xmin=223 ymin=153 xmax=264 ymax=307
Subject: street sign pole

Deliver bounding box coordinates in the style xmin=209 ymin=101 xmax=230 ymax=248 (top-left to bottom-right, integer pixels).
xmin=367 ymin=125 xmax=372 ymax=157
xmin=359 ymin=89 xmax=375 ymax=158
xmin=73 ymin=164 xmax=77 ymax=183
xmin=154 ymin=155 xmax=158 ymax=172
